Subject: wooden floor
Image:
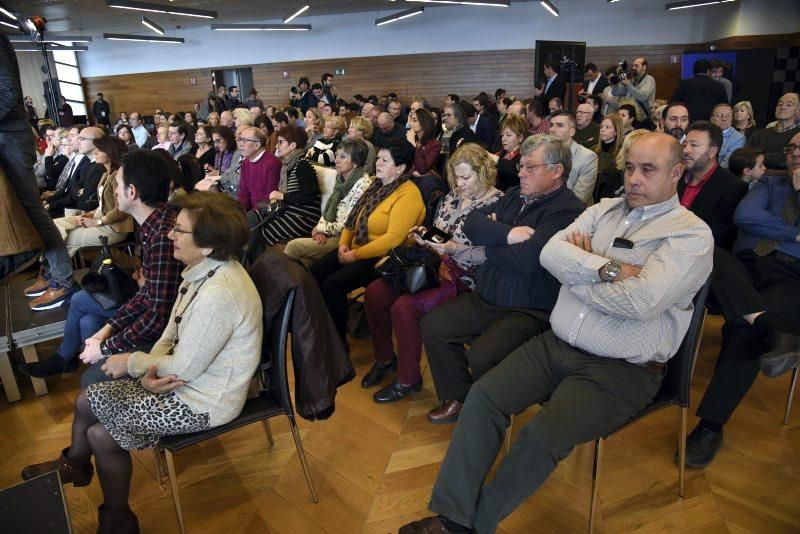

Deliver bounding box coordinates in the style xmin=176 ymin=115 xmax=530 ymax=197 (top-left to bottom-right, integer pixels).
xmin=1 ymin=314 xmax=799 ymax=533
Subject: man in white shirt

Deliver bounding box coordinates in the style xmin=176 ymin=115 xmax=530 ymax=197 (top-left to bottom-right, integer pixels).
xmin=128 ymin=112 xmax=151 ymax=148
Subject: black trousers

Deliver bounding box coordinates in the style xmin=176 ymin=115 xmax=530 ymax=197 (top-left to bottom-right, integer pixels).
xmin=420 ymin=292 xmax=550 ymax=403
xmin=428 ymin=330 xmax=662 ymax=533
xmin=309 ymin=248 xmax=379 ymax=343
xmin=697 ymin=251 xmax=800 ymax=425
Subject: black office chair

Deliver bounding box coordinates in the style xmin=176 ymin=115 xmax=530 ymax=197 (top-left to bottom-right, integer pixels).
xmin=588 ymin=277 xmax=712 ymax=533
xmin=153 ymin=288 xmax=318 ymax=534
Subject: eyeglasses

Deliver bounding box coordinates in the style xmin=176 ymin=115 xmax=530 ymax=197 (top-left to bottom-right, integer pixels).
xmin=238 ymin=137 xmax=259 ymax=144
xmin=77 ymin=136 xmax=96 ymax=142
xmin=783 ymin=144 xmax=800 ymax=154
xmin=516 ymin=162 xmax=552 ymax=173
xmin=212 ymin=139 xmax=223 ymax=145
xmin=170 ymin=225 xmax=192 ymax=235
xmin=713 ymin=113 xmax=732 ymax=119
xmin=575 ymin=110 xmax=593 ymax=115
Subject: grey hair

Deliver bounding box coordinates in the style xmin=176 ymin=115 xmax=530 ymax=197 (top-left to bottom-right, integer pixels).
xmin=519 ymin=134 xmax=572 ymax=178
xmin=445 ymin=103 xmax=466 ymax=128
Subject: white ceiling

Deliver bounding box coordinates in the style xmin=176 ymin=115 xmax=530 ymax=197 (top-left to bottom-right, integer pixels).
xmin=3 ymin=0 xmax=441 ymax=35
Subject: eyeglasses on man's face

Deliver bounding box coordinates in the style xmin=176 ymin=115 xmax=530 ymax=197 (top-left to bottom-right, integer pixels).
xmin=783 ymin=144 xmax=800 ymax=154
xmin=516 ymin=162 xmax=552 ymax=173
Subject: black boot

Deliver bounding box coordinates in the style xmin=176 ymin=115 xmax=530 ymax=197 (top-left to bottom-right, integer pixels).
xmin=360 ymin=356 xmax=397 ymax=388
xmin=21 ymin=447 xmax=94 ymax=487
xmin=18 ymin=352 xmax=79 ymax=379
xmin=97 ymin=504 xmax=139 ymax=534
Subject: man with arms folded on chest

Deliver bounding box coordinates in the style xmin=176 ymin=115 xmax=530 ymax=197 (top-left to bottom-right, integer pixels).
xmin=401 ymin=131 xmax=713 ymax=534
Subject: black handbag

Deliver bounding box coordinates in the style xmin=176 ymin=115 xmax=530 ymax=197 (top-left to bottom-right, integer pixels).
xmin=81 ymin=236 xmax=139 ymax=310
xmin=376 ymin=246 xmax=441 ymax=294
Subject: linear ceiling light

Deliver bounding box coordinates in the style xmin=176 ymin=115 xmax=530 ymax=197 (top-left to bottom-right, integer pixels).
xmin=0 ymin=19 xmax=17 ymax=29
xmin=8 ymin=34 xmax=93 ymax=42
xmin=211 ymin=23 xmax=311 ymax=31
xmin=141 ymin=15 xmax=164 ymax=35
xmin=0 ymin=6 xmax=16 ymax=19
xmin=376 ymin=6 xmax=424 ymax=26
xmin=103 ymin=32 xmax=184 ymax=43
xmin=106 ymin=0 xmax=217 ymax=19
xmin=284 ymin=4 xmax=310 ymax=23
xmin=14 ymin=44 xmax=88 ymax=51
xmin=405 ymin=0 xmax=509 ymax=6
xmin=666 ymin=0 xmax=734 ymax=9
xmin=540 ymin=0 xmax=559 ymax=16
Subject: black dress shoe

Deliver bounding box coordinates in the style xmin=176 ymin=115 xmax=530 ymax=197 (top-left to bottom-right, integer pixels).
xmin=18 ymin=352 xmax=78 ymax=379
xmin=360 ymin=356 xmax=397 ymax=388
xmin=760 ymin=332 xmax=800 ymax=377
xmin=373 ymin=378 xmax=422 ymax=403
xmin=676 ymin=425 xmax=723 ymax=468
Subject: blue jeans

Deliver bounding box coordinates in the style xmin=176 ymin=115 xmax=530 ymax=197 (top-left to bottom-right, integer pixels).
xmin=58 ymin=289 xmax=118 ymax=359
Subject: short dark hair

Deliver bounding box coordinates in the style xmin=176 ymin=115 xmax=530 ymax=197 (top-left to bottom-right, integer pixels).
xmin=543 ymin=61 xmax=560 ymax=74
xmin=709 ymin=59 xmax=724 ymax=71
xmin=354 ymin=94 xmax=364 ymax=101
xmin=686 ymin=120 xmax=723 ymax=152
xmin=93 ymin=135 xmax=128 ymax=172
xmin=388 ymin=92 xmax=398 ymax=99
xmin=693 ymin=59 xmax=710 ymax=75
xmin=337 ymin=138 xmax=369 ymax=168
xmin=299 ymin=77 xmax=310 ymax=87
xmin=473 ymin=94 xmax=489 ymax=109
xmin=446 ymin=94 xmax=461 ymax=104
xmin=381 ymin=138 xmax=416 ymax=169
xmin=169 ymin=122 xmax=188 ymax=139
xmin=228 ymin=85 xmax=238 ymax=92
xmin=311 ymin=82 xmax=323 ymax=91
xmin=619 ymin=104 xmax=637 ymax=122
xmin=174 ymin=191 xmax=249 ymax=261
xmin=212 ymin=126 xmax=236 ymax=154
xmin=664 ymin=101 xmax=689 ymax=119
xmin=279 ymin=125 xmax=308 ymax=150
xmin=97 ymin=92 xmax=103 ymax=97
xmin=321 ymin=102 xmax=334 ymax=113
xmin=253 ymin=114 xmax=274 ymax=134
xmin=285 ymin=107 xmax=299 ymax=120
xmin=461 ymin=101 xmax=477 ymax=118
xmin=494 ymin=88 xmax=506 ymax=100
xmin=176 ymin=154 xmax=202 ymax=192
xmin=120 ymin=150 xmax=170 ymax=208
xmin=322 ymin=72 xmax=333 ymax=82
xmin=525 ymin=98 xmax=545 ymax=119
xmin=550 ymin=110 xmax=576 ymax=128
xmin=549 ymin=97 xmax=563 ymax=108
xmin=728 ymin=146 xmax=763 ymax=178
xmin=501 ymin=97 xmax=514 ymax=107
xmin=272 ymin=111 xmax=289 ymax=124
xmin=584 ymin=62 xmax=598 ymax=73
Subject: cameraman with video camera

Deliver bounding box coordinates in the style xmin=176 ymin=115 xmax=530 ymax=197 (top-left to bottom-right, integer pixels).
xmin=603 ymin=57 xmax=656 ymax=126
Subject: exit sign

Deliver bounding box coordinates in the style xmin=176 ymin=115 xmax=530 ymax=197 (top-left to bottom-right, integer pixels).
xmin=334 ymin=68 xmax=346 ymax=76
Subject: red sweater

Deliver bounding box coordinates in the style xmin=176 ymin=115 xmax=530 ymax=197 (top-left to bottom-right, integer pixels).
xmin=238 ymin=150 xmax=281 ymax=211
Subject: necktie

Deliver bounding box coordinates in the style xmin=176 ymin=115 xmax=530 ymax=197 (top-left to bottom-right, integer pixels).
xmin=753 ymin=192 xmax=800 ymax=256
xmin=55 ymin=157 xmax=76 ymax=190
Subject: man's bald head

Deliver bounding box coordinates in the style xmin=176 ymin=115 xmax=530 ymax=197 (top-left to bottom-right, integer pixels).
xmin=377 ymin=112 xmax=394 ymax=133
xmin=575 ymin=103 xmax=594 ymax=128
xmin=76 ymin=126 xmax=104 ymax=156
xmin=624 ymin=132 xmax=684 ymax=208
xmin=507 ymin=101 xmax=525 ymax=116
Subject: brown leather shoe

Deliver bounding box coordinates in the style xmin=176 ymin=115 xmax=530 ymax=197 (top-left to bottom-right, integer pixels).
xmin=21 ymin=447 xmax=94 ymax=487
xmin=24 ymin=272 xmax=49 ymax=297
xmin=427 ymin=400 xmax=463 ymax=425
xmin=399 ymin=516 xmax=455 ymax=534
xmin=97 ymin=504 xmax=140 ymax=534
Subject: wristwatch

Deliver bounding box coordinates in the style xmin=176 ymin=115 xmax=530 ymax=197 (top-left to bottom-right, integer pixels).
xmin=100 ymin=340 xmax=113 ymax=358
xmin=601 ymin=260 xmax=622 ymax=282
xmin=96 ymin=218 xmax=103 ymax=226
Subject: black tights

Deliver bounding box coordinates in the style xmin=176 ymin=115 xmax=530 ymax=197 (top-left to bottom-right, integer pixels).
xmin=67 ymin=390 xmax=132 ymax=511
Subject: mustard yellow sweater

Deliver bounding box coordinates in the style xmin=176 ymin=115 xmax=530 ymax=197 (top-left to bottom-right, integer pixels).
xmin=339 ymin=180 xmax=425 ymax=260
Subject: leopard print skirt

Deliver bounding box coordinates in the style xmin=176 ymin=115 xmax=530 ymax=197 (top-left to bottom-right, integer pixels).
xmin=86 ymin=378 xmax=211 ymax=451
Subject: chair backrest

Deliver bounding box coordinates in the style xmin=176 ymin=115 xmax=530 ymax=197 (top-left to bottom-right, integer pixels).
xmin=257 ymin=288 xmax=297 ymax=416
xmin=661 ymin=276 xmax=712 ymax=407
xmin=314 ymin=165 xmax=338 ymax=212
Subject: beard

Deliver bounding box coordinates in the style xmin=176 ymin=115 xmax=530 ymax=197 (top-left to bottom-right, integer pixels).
xmin=667 ymin=127 xmax=685 ymax=140
xmin=687 ymin=152 xmax=711 ymax=174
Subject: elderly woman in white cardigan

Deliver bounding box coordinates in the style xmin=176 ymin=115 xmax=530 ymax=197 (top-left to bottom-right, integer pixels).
xmin=22 ymin=192 xmax=262 ymax=534
xmin=284 ymin=137 xmax=374 ymax=267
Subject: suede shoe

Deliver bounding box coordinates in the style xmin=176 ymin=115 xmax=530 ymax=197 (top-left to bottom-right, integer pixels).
xmin=21 ymin=447 xmax=94 ymax=487
xmin=29 ymin=282 xmax=77 ymax=311
xmin=677 ymin=425 xmax=723 ymax=468
xmin=97 ymin=504 xmax=140 ymax=534
xmin=399 ymin=516 xmax=460 ymax=534
xmin=24 ymin=271 xmax=50 ymax=297
xmin=427 ymin=400 xmax=463 ymax=425
xmin=373 ymin=378 xmax=423 ymax=403
xmin=19 ymin=352 xmax=79 ymax=379
xmin=759 ymin=332 xmax=800 ymax=378
xmin=360 ymin=356 xmax=397 ymax=388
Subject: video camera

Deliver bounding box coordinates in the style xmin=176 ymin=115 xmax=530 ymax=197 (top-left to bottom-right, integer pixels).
xmin=609 ymin=59 xmax=631 ymax=85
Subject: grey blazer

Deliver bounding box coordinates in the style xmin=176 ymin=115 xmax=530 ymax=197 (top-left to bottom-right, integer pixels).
xmin=568 ymin=141 xmax=598 ymax=206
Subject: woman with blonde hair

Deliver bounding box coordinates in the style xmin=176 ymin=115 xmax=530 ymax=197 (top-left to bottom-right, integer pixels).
xmin=304 ymin=107 xmax=325 ymax=149
xmin=307 ymin=116 xmax=345 ymax=166
xmin=206 ymin=111 xmax=220 ymax=128
xmin=733 ymin=100 xmax=757 ymax=139
xmin=362 ymin=143 xmax=502 ymax=403
xmin=347 ymin=115 xmax=376 ymax=173
xmin=232 ymin=107 xmax=253 ymax=129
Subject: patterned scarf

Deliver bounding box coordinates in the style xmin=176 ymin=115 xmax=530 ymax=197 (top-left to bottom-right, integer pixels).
xmin=278 ymin=149 xmax=305 ymax=193
xmin=323 ymin=166 xmax=365 ymax=222
xmin=345 ymin=173 xmax=410 ymax=246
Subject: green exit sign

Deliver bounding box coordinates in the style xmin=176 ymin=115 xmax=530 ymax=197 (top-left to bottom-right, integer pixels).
xmin=334 ymin=68 xmax=346 ymax=76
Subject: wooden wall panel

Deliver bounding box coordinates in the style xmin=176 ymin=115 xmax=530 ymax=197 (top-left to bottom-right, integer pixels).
xmin=80 ymin=34 xmax=795 ymax=121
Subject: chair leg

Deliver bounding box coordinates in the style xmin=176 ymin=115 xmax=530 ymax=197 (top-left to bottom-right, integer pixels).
xmin=287 ymin=415 xmax=318 ymax=503
xmin=164 ymin=450 xmax=186 ymax=534
xmin=505 ymin=414 xmax=514 ymax=454
xmin=152 ymin=447 xmax=165 ymax=487
xmin=785 ymin=367 xmax=799 ymax=426
xmin=588 ymin=437 xmax=603 ymax=534
xmin=679 ymin=406 xmax=687 ymax=498
xmin=262 ymin=419 xmax=275 ymax=446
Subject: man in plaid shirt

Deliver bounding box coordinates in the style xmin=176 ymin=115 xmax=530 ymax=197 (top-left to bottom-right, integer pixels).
xmin=20 ymin=151 xmax=181 ymax=385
